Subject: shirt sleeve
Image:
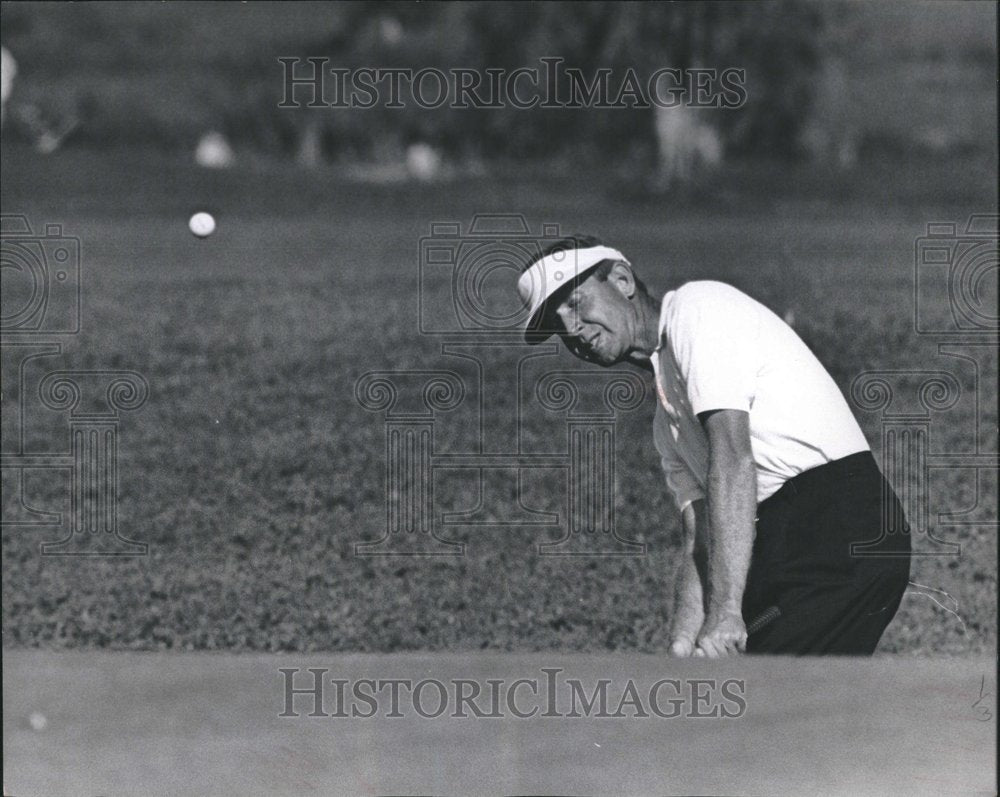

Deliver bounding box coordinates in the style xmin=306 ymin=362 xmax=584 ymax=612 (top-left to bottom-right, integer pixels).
xmin=668 ymin=283 xmax=761 ymax=416
xmin=652 ymin=404 xmax=706 ymax=514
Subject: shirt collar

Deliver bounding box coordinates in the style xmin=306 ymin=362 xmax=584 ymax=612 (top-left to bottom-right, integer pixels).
xmin=652 ymin=291 xmax=674 ymax=355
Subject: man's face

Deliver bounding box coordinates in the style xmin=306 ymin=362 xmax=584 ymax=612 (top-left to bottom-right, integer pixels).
xmin=553 ymin=265 xmax=635 ymax=366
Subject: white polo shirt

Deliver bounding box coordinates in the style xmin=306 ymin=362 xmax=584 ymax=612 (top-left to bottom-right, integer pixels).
xmin=650 ymin=281 xmax=870 ymax=509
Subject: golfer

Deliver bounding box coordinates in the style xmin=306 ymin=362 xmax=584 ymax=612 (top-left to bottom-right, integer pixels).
xmin=517 ymin=236 xmax=911 ymax=657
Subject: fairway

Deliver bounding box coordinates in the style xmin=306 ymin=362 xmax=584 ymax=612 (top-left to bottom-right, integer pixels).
xmin=2 ymin=147 xmax=995 ymax=658
xmin=3 ymin=650 xmax=995 ymax=796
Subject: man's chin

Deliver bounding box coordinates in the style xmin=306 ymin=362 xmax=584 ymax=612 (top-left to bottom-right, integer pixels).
xmin=565 ymin=340 xmax=621 ymax=367
xmin=586 ymin=349 xmax=623 ymax=367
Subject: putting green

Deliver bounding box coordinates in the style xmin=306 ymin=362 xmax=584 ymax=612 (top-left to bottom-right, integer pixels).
xmin=3 ymin=650 xmax=995 ymax=796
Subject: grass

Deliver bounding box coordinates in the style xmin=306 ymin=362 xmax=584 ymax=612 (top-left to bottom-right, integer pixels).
xmin=1 ymin=143 xmax=996 ymax=655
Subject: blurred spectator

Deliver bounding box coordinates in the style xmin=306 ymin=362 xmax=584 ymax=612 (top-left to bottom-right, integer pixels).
xmin=654 ymin=103 xmax=725 ymax=192
xmin=195 ymin=130 xmax=236 ymax=169
xmin=1 ymin=45 xmax=16 ymax=128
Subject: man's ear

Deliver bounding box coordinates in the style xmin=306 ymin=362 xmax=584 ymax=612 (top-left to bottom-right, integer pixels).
xmin=608 ymin=261 xmax=636 ymax=299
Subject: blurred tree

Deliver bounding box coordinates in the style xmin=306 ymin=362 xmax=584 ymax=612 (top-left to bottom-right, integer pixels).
xmin=1 ymin=0 xmax=831 ymax=171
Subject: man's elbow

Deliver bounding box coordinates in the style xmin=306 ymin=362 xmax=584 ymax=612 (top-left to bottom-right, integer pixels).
xmin=707 ymin=450 xmax=755 ymax=492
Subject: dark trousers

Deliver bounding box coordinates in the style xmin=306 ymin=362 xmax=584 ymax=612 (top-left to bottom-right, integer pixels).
xmin=743 ymin=451 xmax=911 ymax=655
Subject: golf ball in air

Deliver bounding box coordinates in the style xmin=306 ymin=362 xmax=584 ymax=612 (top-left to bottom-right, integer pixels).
xmin=189 ymin=212 xmax=216 ymax=238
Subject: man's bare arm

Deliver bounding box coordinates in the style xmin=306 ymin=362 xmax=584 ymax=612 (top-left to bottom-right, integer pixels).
xmin=696 ymin=409 xmax=756 ymax=657
xmin=668 ymin=499 xmax=708 ymax=656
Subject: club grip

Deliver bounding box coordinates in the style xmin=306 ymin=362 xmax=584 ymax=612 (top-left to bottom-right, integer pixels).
xmin=747 ymin=605 xmax=781 ymax=635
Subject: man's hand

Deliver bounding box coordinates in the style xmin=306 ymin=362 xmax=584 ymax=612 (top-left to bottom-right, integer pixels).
xmin=668 ymin=606 xmax=703 ymax=657
xmin=694 ymin=609 xmax=747 ymax=658
xmin=669 ymin=634 xmax=698 ymax=658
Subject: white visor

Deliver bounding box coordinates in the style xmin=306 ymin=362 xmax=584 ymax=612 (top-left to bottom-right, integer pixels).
xmin=517 ymin=245 xmax=628 ymax=342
